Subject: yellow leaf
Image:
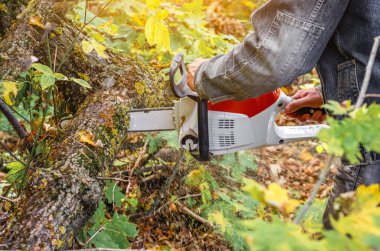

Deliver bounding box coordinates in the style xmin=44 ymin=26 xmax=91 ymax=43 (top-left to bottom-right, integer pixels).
xmin=0 ymin=3 xmax=9 ymax=13
xmin=2 ymin=81 xmax=18 ymax=105
xmin=39 ymin=179 xmax=48 ymax=189
xmin=145 ymin=10 xmax=171 ymax=52
xmin=264 ymin=183 xmax=300 ymax=214
xmin=78 ymin=130 xmax=97 ymax=147
xmin=29 ymin=15 xmax=45 ymax=29
xmin=331 ymin=184 xmax=380 ymax=241
xmin=208 ymin=211 xmax=227 ymax=233
xmin=316 ymin=144 xmax=325 ymax=154
xmin=59 ymin=226 xmax=66 ymax=234
xmin=299 ymin=149 xmax=313 ymax=162
xmin=242 ymin=179 xmax=266 ymax=203
xmin=92 ymin=40 xmax=109 ymax=59
xmin=52 ymin=239 xmax=63 ymax=249
xmin=146 ymin=0 xmax=160 ymax=9
xmin=81 ymin=40 xmax=94 ymax=54
xmin=155 ymin=9 xmax=169 ymax=20
xmin=135 ymin=82 xmax=145 ymax=95
xmin=81 ymin=40 xmax=109 ymax=59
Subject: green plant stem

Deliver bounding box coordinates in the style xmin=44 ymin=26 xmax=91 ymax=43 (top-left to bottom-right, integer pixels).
xmin=294 ymin=155 xmax=333 ymax=224
xmin=22 ymin=90 xmax=52 ymax=185
xmin=46 ymin=37 xmax=58 ymax=124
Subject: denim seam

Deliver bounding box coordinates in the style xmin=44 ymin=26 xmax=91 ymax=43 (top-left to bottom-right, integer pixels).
xmin=335 ymin=30 xmax=350 ymax=61
xmin=309 ymin=0 xmax=325 ymax=22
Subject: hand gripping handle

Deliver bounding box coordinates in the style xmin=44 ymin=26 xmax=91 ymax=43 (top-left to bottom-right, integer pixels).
xmin=170 ymin=53 xmax=209 ymax=161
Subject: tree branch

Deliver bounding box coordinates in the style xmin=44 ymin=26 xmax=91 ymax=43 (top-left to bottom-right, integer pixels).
xmin=355 ymin=36 xmax=380 ymax=109
xmin=0 ymin=99 xmax=28 ymax=139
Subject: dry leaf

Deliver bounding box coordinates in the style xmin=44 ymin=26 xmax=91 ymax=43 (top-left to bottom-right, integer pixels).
xmin=78 ymin=130 xmax=97 ymax=147
xmin=29 ymin=15 xmax=45 ymax=29
xmin=299 ymin=149 xmax=313 ymax=162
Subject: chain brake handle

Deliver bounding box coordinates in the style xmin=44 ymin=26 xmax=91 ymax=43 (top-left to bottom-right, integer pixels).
xmin=169 ymin=53 xmax=209 ymax=161
xmin=169 ymin=53 xmax=199 ymax=101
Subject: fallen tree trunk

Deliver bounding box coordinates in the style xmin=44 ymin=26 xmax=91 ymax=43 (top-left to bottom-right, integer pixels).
xmin=0 ymin=0 xmax=174 ymax=249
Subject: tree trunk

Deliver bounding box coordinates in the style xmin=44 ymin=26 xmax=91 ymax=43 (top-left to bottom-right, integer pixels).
xmin=0 ymin=0 xmax=174 ymax=249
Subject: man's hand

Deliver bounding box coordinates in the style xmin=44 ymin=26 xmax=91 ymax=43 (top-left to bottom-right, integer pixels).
xmin=187 ymin=58 xmax=208 ymax=91
xmin=285 ymin=87 xmax=326 ymax=123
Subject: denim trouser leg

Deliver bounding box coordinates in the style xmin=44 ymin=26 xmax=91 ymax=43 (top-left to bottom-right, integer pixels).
xmin=323 ymin=162 xmax=380 ymax=229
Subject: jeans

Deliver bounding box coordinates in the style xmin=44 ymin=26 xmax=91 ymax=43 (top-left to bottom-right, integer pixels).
xmin=323 ymin=153 xmax=380 ymax=229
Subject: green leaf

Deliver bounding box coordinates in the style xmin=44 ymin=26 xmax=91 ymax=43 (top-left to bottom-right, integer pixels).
xmin=157 ymin=131 xmax=179 ymax=150
xmin=53 ymin=73 xmax=67 ymax=81
xmin=88 ymin=213 xmax=137 ymax=249
xmin=6 ymin=161 xmax=25 ymax=184
xmin=32 ymin=63 xmax=53 ymax=75
xmin=72 ymin=78 xmax=92 ymax=89
xmin=92 ymin=201 xmax=106 ymax=229
xmin=40 ymin=74 xmax=56 ymax=90
xmin=104 ymin=181 xmax=125 ymax=207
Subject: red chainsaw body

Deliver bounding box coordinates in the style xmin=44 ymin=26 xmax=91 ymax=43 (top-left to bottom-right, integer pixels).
xmin=207 ymin=89 xmax=281 ymax=118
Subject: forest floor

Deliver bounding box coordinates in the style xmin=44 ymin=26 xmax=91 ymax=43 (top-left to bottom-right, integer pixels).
xmin=125 ymin=106 xmax=335 ymax=250
xmin=125 ymin=138 xmax=335 ymax=250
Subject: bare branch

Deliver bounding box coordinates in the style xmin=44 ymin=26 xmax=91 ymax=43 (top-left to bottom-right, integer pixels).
xmin=177 ymin=203 xmax=213 ymax=228
xmin=294 ymin=155 xmax=334 ymax=224
xmin=0 ymin=99 xmax=28 ymax=139
xmin=355 ymin=36 xmax=380 ymax=109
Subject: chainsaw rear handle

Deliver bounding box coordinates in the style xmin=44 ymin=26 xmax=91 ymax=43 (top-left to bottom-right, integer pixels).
xmin=294 ymin=107 xmax=327 ymax=116
xmin=169 ymin=53 xmax=198 ymax=101
xmin=170 ymin=53 xmax=210 ymax=161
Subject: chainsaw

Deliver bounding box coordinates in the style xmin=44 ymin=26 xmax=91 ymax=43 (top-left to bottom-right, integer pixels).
xmin=128 ymin=53 xmax=328 ymax=161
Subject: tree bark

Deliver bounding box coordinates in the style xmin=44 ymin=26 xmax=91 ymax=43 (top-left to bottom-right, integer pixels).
xmin=0 ymin=0 xmax=174 ymax=249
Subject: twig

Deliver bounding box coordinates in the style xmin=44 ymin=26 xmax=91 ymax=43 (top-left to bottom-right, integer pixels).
xmin=134 ymin=165 xmax=167 ymax=175
xmin=0 ymin=142 xmax=26 ymax=166
xmin=155 ymin=194 xmax=201 ymax=214
xmin=355 ymin=36 xmax=380 ymax=110
xmin=141 ymin=174 xmax=160 ymax=183
xmin=0 ymin=195 xmax=15 ymax=203
xmin=365 ymin=94 xmax=380 ymax=98
xmin=0 ymin=99 xmax=28 ymax=139
xmin=126 ymin=141 xmax=148 ymax=194
xmin=112 ymin=181 xmax=117 ymax=209
xmin=148 ymin=149 xmax=184 ymax=215
xmin=177 ymin=203 xmax=213 ymax=228
xmin=294 ymin=155 xmax=334 ymax=224
xmin=57 ymin=0 xmax=114 ymax=72
xmin=96 ymin=177 xmax=129 ymax=183
xmin=85 ymin=226 xmax=105 ymax=246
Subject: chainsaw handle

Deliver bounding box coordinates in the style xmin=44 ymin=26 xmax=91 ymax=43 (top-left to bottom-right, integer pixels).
xmin=170 ymin=53 xmax=198 ymax=101
xmin=294 ymin=107 xmax=327 ymax=116
xmin=197 ymin=99 xmax=210 ymax=161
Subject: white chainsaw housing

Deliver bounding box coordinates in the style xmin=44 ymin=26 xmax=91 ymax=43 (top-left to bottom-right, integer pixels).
xmin=174 ymin=91 xmax=328 ymax=156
